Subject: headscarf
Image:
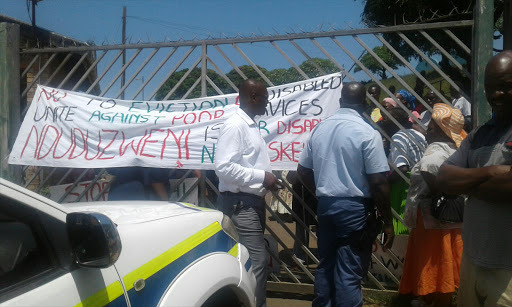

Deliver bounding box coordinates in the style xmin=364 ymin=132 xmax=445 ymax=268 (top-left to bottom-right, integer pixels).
xmin=397 ymin=89 xmax=416 ymax=110
xmin=431 ymin=103 xmax=467 ymax=147
xmin=382 ymin=97 xmax=397 ymax=108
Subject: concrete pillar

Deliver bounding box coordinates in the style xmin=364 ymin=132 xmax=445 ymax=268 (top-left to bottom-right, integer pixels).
xmin=471 ymin=0 xmax=494 ymax=127
xmin=0 ymin=22 xmax=22 ymax=183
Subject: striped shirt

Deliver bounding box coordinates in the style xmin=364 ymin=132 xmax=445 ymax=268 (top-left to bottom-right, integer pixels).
xmin=389 ymin=129 xmax=427 ymax=168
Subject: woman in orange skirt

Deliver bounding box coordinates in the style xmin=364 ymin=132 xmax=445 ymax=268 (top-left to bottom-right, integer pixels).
xmin=399 ymin=103 xmax=466 ymax=306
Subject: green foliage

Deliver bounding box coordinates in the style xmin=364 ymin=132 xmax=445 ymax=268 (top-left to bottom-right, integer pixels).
xmin=298 ymin=58 xmax=339 ymax=78
xmin=366 ymin=70 xmax=453 ymax=102
xmin=354 ymin=46 xmax=400 ymax=79
xmin=224 ymin=65 xmax=269 ymax=90
xmin=267 ymin=68 xmax=297 ymax=85
xmin=155 ymin=58 xmax=340 ymax=100
xmin=360 ymin=0 xmax=504 ymax=62
xmin=155 ymin=67 xmax=230 ymax=100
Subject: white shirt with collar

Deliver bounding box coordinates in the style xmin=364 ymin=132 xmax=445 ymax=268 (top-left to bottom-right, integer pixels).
xmin=452 ymin=97 xmax=471 ymax=117
xmin=215 ymin=108 xmax=272 ymax=197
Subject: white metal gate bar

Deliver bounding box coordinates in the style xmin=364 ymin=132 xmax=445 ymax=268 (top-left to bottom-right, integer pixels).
xmin=13 ymin=20 xmax=475 ymax=291
xmin=375 ymin=34 xmax=453 ymax=106
xmin=71 ymin=50 xmax=108 ymax=91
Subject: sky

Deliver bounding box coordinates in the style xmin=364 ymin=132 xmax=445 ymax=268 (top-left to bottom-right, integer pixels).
xmin=2 ymin=0 xmax=494 ymax=100
xmin=1 ymin=0 xmax=367 ymax=45
xmin=1 ymin=0 xmax=381 ymax=98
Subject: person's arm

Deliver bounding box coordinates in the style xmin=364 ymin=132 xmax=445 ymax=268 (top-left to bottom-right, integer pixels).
xmin=364 ymin=130 xmax=394 ymax=250
xmin=435 ymin=135 xmax=486 ymax=195
xmin=151 ymin=182 xmax=169 ymax=201
xmin=437 ymin=164 xmax=511 ymax=195
xmin=387 ymin=165 xmax=409 ymax=184
xmin=470 ymin=167 xmax=512 ymax=203
xmin=215 ymin=124 xmax=278 ymax=190
xmin=296 ymin=164 xmax=315 ymax=194
xmin=296 ymin=134 xmax=316 ymax=194
xmin=368 ymin=172 xmax=394 ymax=251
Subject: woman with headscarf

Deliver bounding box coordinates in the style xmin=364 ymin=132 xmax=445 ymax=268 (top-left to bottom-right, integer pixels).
xmin=396 ymin=89 xmax=424 ymax=117
xmin=398 ymin=103 xmax=467 ymax=307
xmin=396 ymin=89 xmax=416 ymax=110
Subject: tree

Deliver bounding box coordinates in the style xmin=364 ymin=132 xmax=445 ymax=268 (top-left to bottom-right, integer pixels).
xmin=360 ymin=0 xmax=505 ymax=88
xmin=298 ymin=58 xmax=339 ymax=78
xmin=353 ymin=46 xmax=400 ymax=79
xmin=155 ymin=58 xmax=341 ymax=100
xmin=224 ymin=65 xmax=269 ymax=89
xmin=267 ymin=68 xmax=297 ymax=85
xmin=155 ymin=68 xmax=229 ymax=100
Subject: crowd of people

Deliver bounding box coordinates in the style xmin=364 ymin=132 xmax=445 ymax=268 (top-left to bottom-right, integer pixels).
xmin=100 ymin=51 xmax=512 ymax=307
xmin=363 ymin=66 xmax=472 ymax=306
xmin=308 ymin=50 xmax=511 ymax=307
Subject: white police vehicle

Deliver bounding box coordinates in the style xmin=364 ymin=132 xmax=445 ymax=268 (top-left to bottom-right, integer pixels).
xmin=0 ymin=178 xmax=256 ymax=306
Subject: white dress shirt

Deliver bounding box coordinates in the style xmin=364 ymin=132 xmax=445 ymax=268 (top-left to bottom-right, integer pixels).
xmin=452 ymin=97 xmax=471 ymax=117
xmin=215 ymin=108 xmax=272 ymax=197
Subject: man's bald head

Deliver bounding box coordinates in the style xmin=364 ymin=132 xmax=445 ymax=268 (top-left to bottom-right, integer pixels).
xmin=484 ymin=51 xmax=512 ymax=124
xmin=368 ymin=84 xmax=381 ymax=101
xmin=239 ymin=79 xmax=269 ymax=119
xmin=340 ymin=82 xmax=366 ymax=110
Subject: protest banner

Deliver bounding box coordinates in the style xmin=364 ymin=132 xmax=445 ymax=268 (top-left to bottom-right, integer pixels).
xmin=49 ymin=177 xmax=199 ymax=204
xmin=49 ymin=179 xmax=111 ymax=203
xmin=367 ymin=235 xmax=408 ymax=286
xmin=9 ymin=73 xmax=342 ymax=170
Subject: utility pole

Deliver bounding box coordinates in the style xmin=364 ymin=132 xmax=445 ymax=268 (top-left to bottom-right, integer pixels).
xmin=32 ymin=0 xmax=36 ymax=28
xmin=505 ymin=0 xmax=512 ymax=50
xmin=31 ymin=0 xmax=43 ymax=37
xmin=121 ymin=6 xmax=126 ymax=99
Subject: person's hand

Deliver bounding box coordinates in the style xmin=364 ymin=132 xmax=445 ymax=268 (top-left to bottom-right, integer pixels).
xmin=381 ymin=223 xmax=395 ymax=251
xmin=263 ymin=172 xmax=279 ymax=191
xmin=486 ymin=165 xmax=512 ymax=178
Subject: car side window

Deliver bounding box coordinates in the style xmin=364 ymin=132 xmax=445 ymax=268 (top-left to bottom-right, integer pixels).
xmin=0 ymin=197 xmax=57 ymax=296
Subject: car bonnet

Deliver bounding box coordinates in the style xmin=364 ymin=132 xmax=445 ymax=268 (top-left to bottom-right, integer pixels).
xmin=62 ymin=201 xmax=216 ymax=225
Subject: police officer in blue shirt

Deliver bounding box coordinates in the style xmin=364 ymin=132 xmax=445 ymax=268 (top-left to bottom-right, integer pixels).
xmin=298 ymin=82 xmax=395 ymax=307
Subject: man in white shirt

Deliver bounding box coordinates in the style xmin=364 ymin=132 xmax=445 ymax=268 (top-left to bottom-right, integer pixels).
xmin=450 ymin=83 xmax=471 ymax=117
xmin=450 ymin=82 xmax=472 ymax=130
xmin=215 ymin=79 xmax=279 ymax=307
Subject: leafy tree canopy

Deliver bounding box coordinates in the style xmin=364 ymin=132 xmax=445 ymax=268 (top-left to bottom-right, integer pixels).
xmin=155 ymin=67 xmax=229 ymax=100
xmin=353 ymin=46 xmax=400 ymax=79
xmin=155 ymin=58 xmax=340 ymax=100
xmin=361 ymin=0 xmax=505 ymax=60
xmin=359 ymin=0 xmax=505 ymax=89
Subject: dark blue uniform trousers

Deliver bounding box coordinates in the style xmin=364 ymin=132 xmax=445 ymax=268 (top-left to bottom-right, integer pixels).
xmin=313 ymin=197 xmax=373 ymax=307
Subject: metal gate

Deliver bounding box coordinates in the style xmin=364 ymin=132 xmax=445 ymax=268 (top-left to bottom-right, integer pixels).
xmin=13 ymin=19 xmax=474 ymax=292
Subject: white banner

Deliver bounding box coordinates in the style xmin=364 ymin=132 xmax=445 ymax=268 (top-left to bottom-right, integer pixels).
xmin=49 ymin=179 xmax=111 ymax=203
xmin=9 ymin=73 xmax=342 ymax=170
xmin=49 ymin=178 xmax=198 ymax=204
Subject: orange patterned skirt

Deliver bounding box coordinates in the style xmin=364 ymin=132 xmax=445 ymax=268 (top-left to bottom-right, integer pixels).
xmin=398 ymin=211 xmax=463 ymax=296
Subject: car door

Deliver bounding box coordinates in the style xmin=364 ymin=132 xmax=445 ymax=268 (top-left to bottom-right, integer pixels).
xmin=0 ymin=184 xmax=129 ymax=307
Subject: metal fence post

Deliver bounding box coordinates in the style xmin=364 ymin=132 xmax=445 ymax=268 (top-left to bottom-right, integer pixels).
xmin=201 ymin=43 xmax=207 ymax=97
xmin=504 ymin=0 xmax=512 ymax=50
xmin=0 ymin=22 xmax=22 ymax=183
xmin=472 ymin=0 xmax=494 ymax=127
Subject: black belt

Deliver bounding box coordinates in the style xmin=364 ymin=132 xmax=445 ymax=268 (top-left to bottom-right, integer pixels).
xmin=220 ymin=191 xmax=264 ymax=200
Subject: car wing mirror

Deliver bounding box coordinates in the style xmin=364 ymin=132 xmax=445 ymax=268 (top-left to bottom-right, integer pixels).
xmin=66 ymin=212 xmax=122 ymax=268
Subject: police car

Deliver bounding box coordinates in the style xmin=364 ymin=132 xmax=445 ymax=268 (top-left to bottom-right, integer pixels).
xmin=0 ymin=178 xmax=256 ymax=306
